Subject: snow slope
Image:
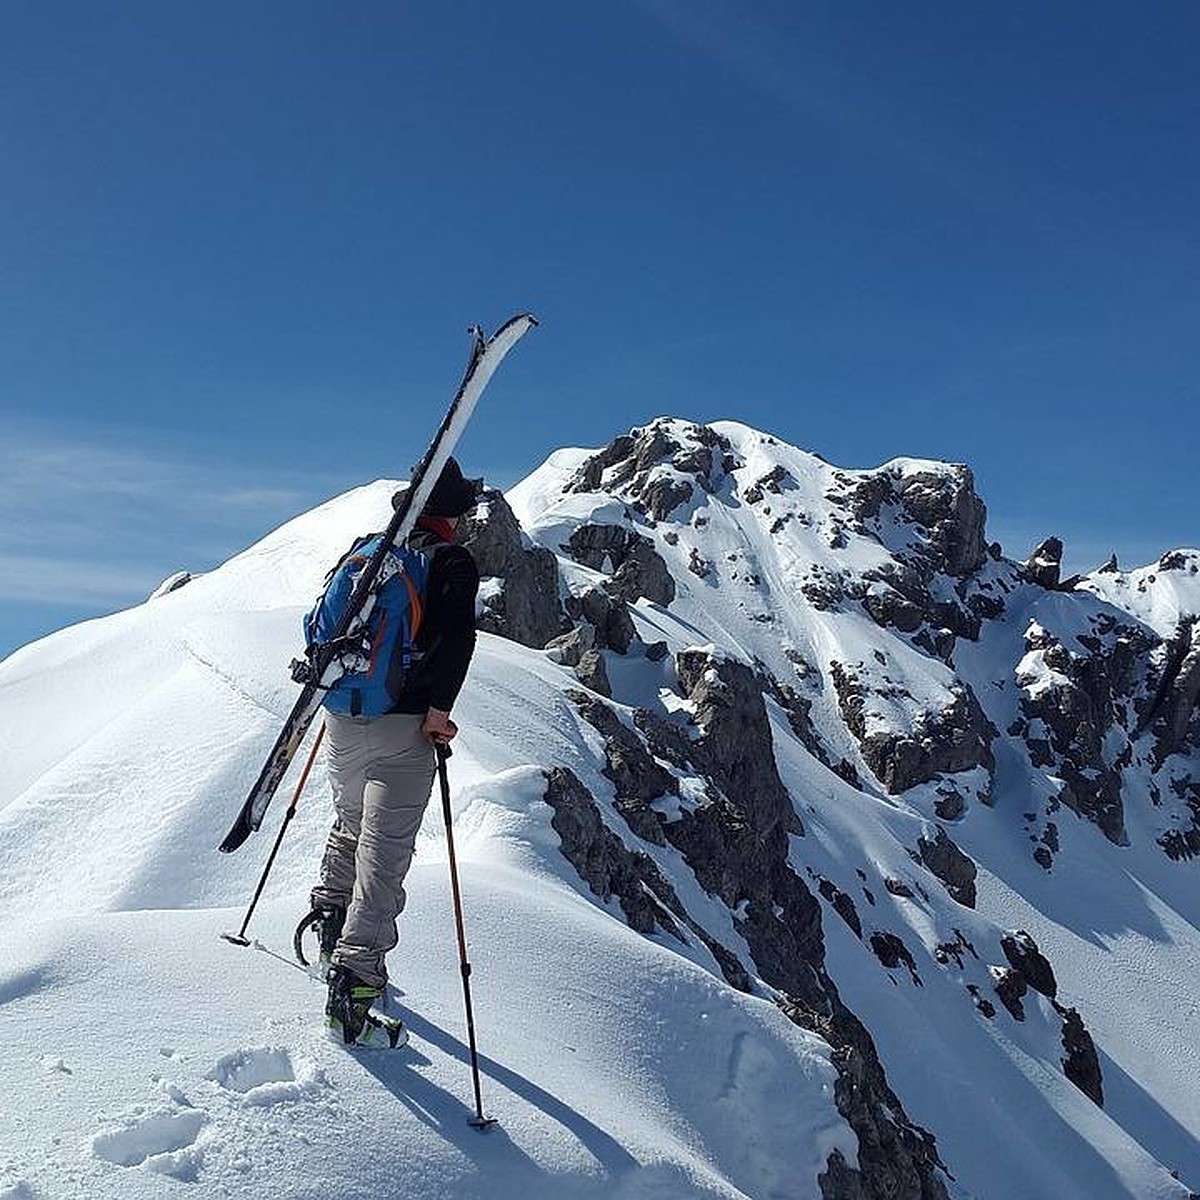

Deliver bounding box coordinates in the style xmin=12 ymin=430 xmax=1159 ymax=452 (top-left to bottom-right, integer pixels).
xmin=0 ymin=480 xmax=847 ymax=1200
xmin=2 ymin=420 xmax=1197 ymax=1200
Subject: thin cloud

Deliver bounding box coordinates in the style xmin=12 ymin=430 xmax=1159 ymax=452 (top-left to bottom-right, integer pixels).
xmin=0 ymin=553 xmax=165 ymax=606
xmin=0 ymin=429 xmax=320 ymax=609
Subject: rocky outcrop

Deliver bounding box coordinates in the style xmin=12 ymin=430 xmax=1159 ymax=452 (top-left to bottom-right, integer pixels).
xmin=1000 ymin=931 xmax=1057 ymax=998
xmin=1013 ymin=619 xmax=1152 ymax=845
xmin=568 ymin=420 xmax=734 ymax=520
xmin=565 ymin=524 xmax=676 ymax=606
xmin=1023 ymin=537 xmax=1064 ymax=589
xmin=870 ymin=931 xmax=922 ymax=985
xmin=1059 ymin=1006 xmax=1104 ymax=1107
xmin=789 ymin=998 xmax=950 ymax=1200
xmin=831 ymin=663 xmax=993 ymax=795
xmin=460 ymin=490 xmax=569 ymax=649
xmin=566 ymin=586 xmax=637 ymax=654
xmin=896 ymin=466 xmax=988 ymax=579
xmin=542 ymin=766 xmax=685 ymax=941
xmin=917 ymin=828 xmax=977 ymax=908
xmin=569 ymin=690 xmax=675 ymax=844
xmin=993 ymin=966 xmax=1027 ymax=1021
xmin=676 ymin=649 xmax=800 ymax=837
xmin=1144 ymin=617 xmax=1200 ymax=764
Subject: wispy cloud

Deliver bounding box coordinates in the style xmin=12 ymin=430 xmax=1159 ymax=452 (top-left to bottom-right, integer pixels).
xmin=0 ymin=429 xmax=325 ymax=608
xmin=0 ymin=553 xmax=163 ymax=606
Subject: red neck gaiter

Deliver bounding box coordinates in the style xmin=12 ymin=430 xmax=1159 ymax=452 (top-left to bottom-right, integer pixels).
xmin=417 ymin=515 xmax=456 ymax=543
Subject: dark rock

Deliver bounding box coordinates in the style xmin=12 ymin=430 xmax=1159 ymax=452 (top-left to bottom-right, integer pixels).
xmin=459 ymin=490 xmax=570 ymax=649
xmin=870 ymin=932 xmax=921 ymax=984
xmin=934 ymin=930 xmax=977 ymax=968
xmin=863 ymin=588 xmax=925 ymax=634
xmin=786 ymin=996 xmax=951 ymax=1200
xmin=569 ymin=690 xmax=675 ymax=845
xmin=566 ymin=586 xmax=636 ymax=654
xmin=933 ymin=786 xmax=966 ymax=821
xmin=818 ymin=878 xmax=863 ymax=939
xmin=632 ymin=707 xmax=693 ymax=769
xmin=541 ymin=767 xmax=683 ymax=940
xmin=566 ymin=523 xmax=678 ymax=607
xmin=896 ymin=466 xmax=988 ymax=578
xmin=1145 ymin=618 xmax=1200 ymax=764
xmin=544 ymin=622 xmax=595 ymax=668
xmin=917 ymin=828 xmax=977 ymax=908
xmin=993 ymin=966 xmax=1027 ymax=1020
xmin=744 ymin=464 xmax=795 ymax=505
xmin=645 ymin=640 xmax=669 ymax=663
xmin=575 ymin=649 xmax=611 ymax=697
xmin=1016 ymin=621 xmax=1148 ymax=845
xmin=676 ymin=649 xmax=799 ymax=837
xmin=568 ymin=420 xmax=732 ymax=520
xmin=884 ymin=878 xmax=915 ymax=899
xmin=832 ymin=664 xmax=993 ymax=795
xmin=1023 ymin=537 xmax=1064 ymax=589
xmin=1000 ymin=931 xmax=1057 ymax=998
xmin=1060 ymin=1006 xmax=1104 ymax=1106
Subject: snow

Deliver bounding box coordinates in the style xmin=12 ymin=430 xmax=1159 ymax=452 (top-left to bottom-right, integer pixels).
xmin=1 ymin=422 xmax=1197 ymax=1200
xmin=0 ymin=478 xmax=848 ymax=1200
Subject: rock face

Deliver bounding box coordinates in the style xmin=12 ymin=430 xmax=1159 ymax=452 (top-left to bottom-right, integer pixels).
xmin=565 ymin=524 xmax=676 ymax=606
xmin=917 ymin=828 xmax=977 ymax=908
xmin=895 ymin=465 xmax=988 ymax=578
xmin=469 ymin=418 xmax=1198 ymax=1199
xmin=541 ymin=766 xmax=686 ymax=942
xmin=1000 ymin=931 xmax=1057 ymax=998
xmin=460 ymin=491 xmax=569 ymax=649
xmin=1013 ymin=619 xmax=1149 ymax=845
xmin=568 ymin=420 xmax=734 ymax=520
xmin=796 ymin=999 xmax=950 ymax=1200
xmin=1146 ymin=617 xmax=1200 ymax=763
xmin=675 ymin=649 xmax=800 ymax=838
xmin=557 ymin=655 xmax=951 ymax=1200
xmin=1023 ymin=537 xmax=1064 ymax=589
xmin=832 ymin=663 xmax=993 ymax=795
xmin=1059 ymin=1006 xmax=1104 ymax=1107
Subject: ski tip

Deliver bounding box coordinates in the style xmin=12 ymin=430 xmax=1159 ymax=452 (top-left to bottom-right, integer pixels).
xmin=220 ymin=932 xmax=252 ymax=947
xmin=218 ymin=816 xmax=253 ymax=854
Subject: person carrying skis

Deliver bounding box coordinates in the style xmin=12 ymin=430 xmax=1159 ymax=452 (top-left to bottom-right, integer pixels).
xmin=310 ymin=456 xmax=482 ymax=1045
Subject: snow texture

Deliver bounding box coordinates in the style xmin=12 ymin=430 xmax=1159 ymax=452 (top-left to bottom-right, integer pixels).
xmin=1 ymin=418 xmax=1197 ymax=1200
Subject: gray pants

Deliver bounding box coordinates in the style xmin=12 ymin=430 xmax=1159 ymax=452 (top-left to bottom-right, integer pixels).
xmin=311 ymin=712 xmax=435 ymax=989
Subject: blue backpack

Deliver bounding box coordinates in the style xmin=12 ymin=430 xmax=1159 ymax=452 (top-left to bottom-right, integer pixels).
xmin=302 ymin=533 xmax=433 ymax=718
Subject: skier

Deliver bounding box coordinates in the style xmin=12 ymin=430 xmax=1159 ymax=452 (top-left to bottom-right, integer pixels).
xmin=310 ymin=457 xmax=482 ymax=1045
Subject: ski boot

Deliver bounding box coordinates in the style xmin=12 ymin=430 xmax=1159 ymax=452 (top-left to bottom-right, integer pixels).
xmin=325 ymin=965 xmax=407 ymax=1049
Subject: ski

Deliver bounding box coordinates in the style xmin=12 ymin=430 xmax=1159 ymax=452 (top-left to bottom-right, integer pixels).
xmin=218 ymin=313 xmax=537 ymax=854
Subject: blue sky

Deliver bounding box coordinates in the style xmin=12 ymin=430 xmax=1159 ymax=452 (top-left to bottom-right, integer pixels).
xmin=3 ymin=1 xmax=1197 ymax=660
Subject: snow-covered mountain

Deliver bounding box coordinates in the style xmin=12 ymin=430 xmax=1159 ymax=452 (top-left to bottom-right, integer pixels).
xmin=1 ymin=417 xmax=1197 ymax=1200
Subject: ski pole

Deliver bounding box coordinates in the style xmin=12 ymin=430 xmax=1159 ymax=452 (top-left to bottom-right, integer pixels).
xmin=436 ymin=743 xmax=496 ymax=1130
xmin=222 ymin=722 xmax=327 ymax=947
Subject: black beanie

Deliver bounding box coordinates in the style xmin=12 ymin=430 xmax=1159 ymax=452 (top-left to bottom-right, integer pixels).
xmin=392 ymin=456 xmax=482 ymax=517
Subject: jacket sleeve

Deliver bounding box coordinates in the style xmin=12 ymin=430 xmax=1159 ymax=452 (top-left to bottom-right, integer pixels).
xmin=422 ymin=545 xmax=479 ymax=713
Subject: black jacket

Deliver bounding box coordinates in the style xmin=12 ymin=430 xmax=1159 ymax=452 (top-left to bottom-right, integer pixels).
xmin=390 ymin=532 xmax=479 ymax=716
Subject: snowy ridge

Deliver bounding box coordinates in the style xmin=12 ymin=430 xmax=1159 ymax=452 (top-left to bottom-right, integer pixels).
xmin=1 ymin=418 xmax=1197 ymax=1200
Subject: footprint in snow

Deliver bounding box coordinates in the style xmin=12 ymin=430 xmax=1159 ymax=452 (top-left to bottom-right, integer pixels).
xmin=207 ymin=1047 xmax=327 ymax=1107
xmin=89 ymin=1107 xmax=208 ymax=1181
